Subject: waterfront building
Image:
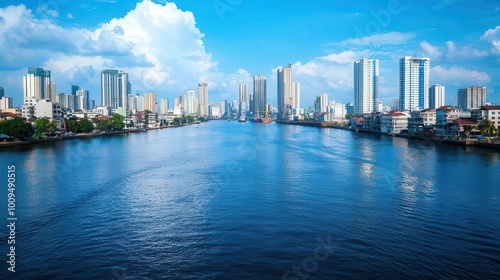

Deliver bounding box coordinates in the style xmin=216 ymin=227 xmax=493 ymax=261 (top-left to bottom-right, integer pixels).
xmin=23 ymin=67 xmax=52 ymax=100
xmin=315 ymin=93 xmax=328 ymax=113
xmin=253 ymin=75 xmax=267 ymax=116
xmin=187 ymin=90 xmax=198 ymax=115
xmin=0 ymin=97 xmax=12 ymax=110
xmin=198 ymin=82 xmax=209 ymax=116
xmin=429 ymin=84 xmax=445 ymax=109
xmin=277 ymin=64 xmax=293 ymax=119
xmin=346 ymin=102 xmax=354 ymax=115
xmin=380 ymin=111 xmax=408 ymax=134
xmin=399 ymin=57 xmax=430 ymax=112
xmin=76 ymin=88 xmax=90 ymax=110
xmin=408 ymin=108 xmax=436 ymax=136
xmin=435 ymin=106 xmax=471 ymax=137
xmin=457 ymin=87 xmax=486 ymax=110
xmin=93 ymin=106 xmax=112 ymax=116
xmin=101 ymin=70 xmax=130 ymax=110
xmin=239 ymin=83 xmax=248 ymax=115
xmin=472 ymin=105 xmax=500 ymax=129
xmin=293 ymin=82 xmax=301 ymax=115
xmin=354 ymin=58 xmax=379 ymax=114
xmin=144 ymin=92 xmax=157 ymax=112
xmin=135 ymin=94 xmax=145 ymax=112
xmin=159 ymin=98 xmax=169 ymax=114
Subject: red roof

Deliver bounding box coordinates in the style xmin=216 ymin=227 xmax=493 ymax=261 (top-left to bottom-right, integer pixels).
xmin=480 ymin=105 xmax=500 ymax=110
xmin=0 ymin=112 xmax=19 ymax=118
xmin=450 ymin=118 xmax=477 ymax=125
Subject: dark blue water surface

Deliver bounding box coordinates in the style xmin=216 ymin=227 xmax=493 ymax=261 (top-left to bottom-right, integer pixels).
xmin=1 ymin=121 xmax=499 ymax=279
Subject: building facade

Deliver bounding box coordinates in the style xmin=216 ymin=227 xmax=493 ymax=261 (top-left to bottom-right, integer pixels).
xmin=457 ymin=87 xmax=486 ymax=110
xmin=399 ymin=57 xmax=430 ymax=112
xmin=101 ymin=70 xmax=130 ymax=110
xmin=253 ymin=75 xmax=267 ymax=116
xmin=23 ymin=67 xmax=52 ymax=100
xmin=198 ymin=82 xmax=209 ymax=116
xmin=277 ymin=64 xmax=293 ymax=119
xmin=429 ymin=84 xmax=445 ymax=109
xmin=354 ymin=58 xmax=379 ymax=114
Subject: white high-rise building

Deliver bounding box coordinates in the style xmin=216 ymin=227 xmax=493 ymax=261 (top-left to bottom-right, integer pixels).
xmin=135 ymin=94 xmax=144 ymax=111
xmin=429 ymin=84 xmax=445 ymax=109
xmin=399 ymin=57 xmax=430 ymax=112
xmin=354 ymin=58 xmax=379 ymax=115
xmin=101 ymin=69 xmax=130 ymax=109
xmin=239 ymin=83 xmax=248 ymax=115
xmin=315 ymin=93 xmax=328 ymax=113
xmin=23 ymin=67 xmax=52 ymax=100
xmin=253 ymin=75 xmax=266 ymax=116
xmin=159 ymin=98 xmax=169 ymax=114
xmin=457 ymin=86 xmax=486 ymax=110
xmin=76 ymin=88 xmax=89 ymax=110
xmin=198 ymin=82 xmax=208 ymax=116
xmin=277 ymin=64 xmax=293 ymax=118
xmin=293 ymin=82 xmax=300 ymax=114
xmin=187 ymin=90 xmax=197 ymax=115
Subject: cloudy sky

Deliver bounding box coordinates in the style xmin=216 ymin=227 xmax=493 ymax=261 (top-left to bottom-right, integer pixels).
xmin=0 ymin=0 xmax=499 ymax=108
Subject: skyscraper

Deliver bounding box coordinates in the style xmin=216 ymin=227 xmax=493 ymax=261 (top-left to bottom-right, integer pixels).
xmin=277 ymin=64 xmax=293 ymax=118
xmin=293 ymin=82 xmax=300 ymax=114
xmin=198 ymin=82 xmax=209 ymax=116
xmin=101 ymin=69 xmax=130 ymax=109
xmin=399 ymin=56 xmax=430 ymax=112
xmin=0 ymin=86 xmax=4 ymax=98
xmin=144 ymin=92 xmax=157 ymax=112
xmin=429 ymin=84 xmax=445 ymax=109
xmin=253 ymin=75 xmax=267 ymax=116
xmin=239 ymin=83 xmax=248 ymax=115
xmin=457 ymin=86 xmax=486 ymax=110
xmin=159 ymin=98 xmax=169 ymax=114
xmin=187 ymin=90 xmax=197 ymax=115
xmin=23 ymin=67 xmax=51 ymax=100
xmin=76 ymin=88 xmax=90 ymax=110
xmin=354 ymin=58 xmax=379 ymax=114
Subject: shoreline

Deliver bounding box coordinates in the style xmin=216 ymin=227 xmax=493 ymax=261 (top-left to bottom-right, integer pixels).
xmin=276 ymin=120 xmax=500 ymax=151
xmin=0 ymin=123 xmax=191 ymax=149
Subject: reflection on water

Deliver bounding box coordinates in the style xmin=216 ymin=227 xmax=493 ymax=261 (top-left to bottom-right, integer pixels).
xmin=0 ymin=122 xmax=499 ymax=279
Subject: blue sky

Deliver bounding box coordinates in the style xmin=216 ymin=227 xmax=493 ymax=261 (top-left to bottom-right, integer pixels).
xmin=0 ymin=0 xmax=499 ymax=108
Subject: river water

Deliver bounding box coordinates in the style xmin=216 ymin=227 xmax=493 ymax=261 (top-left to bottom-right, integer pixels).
xmin=0 ymin=121 xmax=499 ymax=279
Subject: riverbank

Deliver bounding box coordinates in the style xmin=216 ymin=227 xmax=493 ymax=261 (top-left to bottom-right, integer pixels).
xmin=276 ymin=120 xmax=500 ymax=151
xmin=0 ymin=123 xmax=192 ymax=149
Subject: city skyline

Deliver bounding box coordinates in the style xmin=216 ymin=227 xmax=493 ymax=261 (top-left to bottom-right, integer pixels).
xmin=0 ymin=1 xmax=498 ymax=108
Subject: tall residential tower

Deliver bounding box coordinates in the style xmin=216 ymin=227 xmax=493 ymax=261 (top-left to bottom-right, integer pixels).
xmin=253 ymin=75 xmax=267 ymax=116
xmin=277 ymin=64 xmax=293 ymax=118
xmin=354 ymin=58 xmax=379 ymax=114
xmin=399 ymin=57 xmax=430 ymax=112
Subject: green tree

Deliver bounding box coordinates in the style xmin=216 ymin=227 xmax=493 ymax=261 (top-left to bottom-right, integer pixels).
xmin=64 ymin=117 xmax=78 ymax=132
xmin=77 ymin=118 xmax=94 ymax=133
xmin=0 ymin=118 xmax=35 ymax=140
xmin=96 ymin=119 xmax=112 ymax=132
xmin=34 ymin=117 xmax=52 ymax=138
xmin=480 ymin=119 xmax=497 ymax=136
xmin=112 ymin=113 xmax=125 ymax=131
xmin=198 ymin=116 xmax=206 ymax=122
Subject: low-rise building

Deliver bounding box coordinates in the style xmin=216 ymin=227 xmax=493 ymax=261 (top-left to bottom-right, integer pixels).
xmin=380 ymin=111 xmax=408 ymax=134
xmin=436 ymin=106 xmax=473 ymax=137
xmin=478 ymin=105 xmax=500 ymax=129
xmin=408 ymin=109 xmax=436 ymax=136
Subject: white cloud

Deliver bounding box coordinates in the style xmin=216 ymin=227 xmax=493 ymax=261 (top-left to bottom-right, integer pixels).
xmin=420 ymin=41 xmax=443 ymax=58
xmin=481 ymin=26 xmax=500 ymax=54
xmin=0 ymin=2 xmax=255 ymax=101
xmin=333 ymin=32 xmax=416 ymax=47
xmin=431 ymin=66 xmax=490 ymax=86
xmin=66 ymin=13 xmax=74 ymax=19
xmin=37 ymin=4 xmax=59 ymax=18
